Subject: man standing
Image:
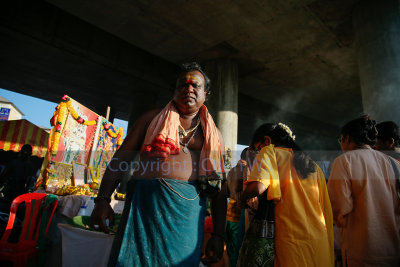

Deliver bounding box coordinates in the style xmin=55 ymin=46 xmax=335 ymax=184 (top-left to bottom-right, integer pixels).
xmin=91 ymin=62 xmax=227 ymax=266
xmin=375 ymin=121 xmax=400 ymax=161
xmin=328 ymin=116 xmax=400 ymax=266
xmin=225 ymin=148 xmax=247 ymax=267
xmin=0 ymin=144 xmax=34 ymax=204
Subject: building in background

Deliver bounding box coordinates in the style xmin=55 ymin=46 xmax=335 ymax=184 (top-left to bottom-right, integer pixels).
xmin=0 ymin=96 xmax=24 ymax=121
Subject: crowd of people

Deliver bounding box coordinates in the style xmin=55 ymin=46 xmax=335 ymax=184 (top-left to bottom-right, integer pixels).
xmin=0 ymin=61 xmax=398 ymax=266
xmin=232 ymin=117 xmax=400 ymax=267
xmin=87 ymin=62 xmax=400 ymax=267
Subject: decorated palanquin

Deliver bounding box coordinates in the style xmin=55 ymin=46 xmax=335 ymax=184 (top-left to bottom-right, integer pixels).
xmin=35 ymin=95 xmax=124 ymax=197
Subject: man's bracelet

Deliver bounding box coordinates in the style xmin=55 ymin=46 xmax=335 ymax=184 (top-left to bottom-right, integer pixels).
xmin=211 ymin=232 xmax=225 ymax=240
xmin=94 ymin=196 xmax=111 ymax=204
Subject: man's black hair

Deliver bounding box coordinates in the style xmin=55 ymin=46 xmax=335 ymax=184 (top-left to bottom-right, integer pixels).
xmin=21 ymin=144 xmax=32 ymax=155
xmin=177 ymin=62 xmax=211 ymax=96
xmin=376 ymin=121 xmax=400 ymax=147
xmin=341 ymin=115 xmax=377 ymax=146
xmin=240 ymin=147 xmax=248 ymax=160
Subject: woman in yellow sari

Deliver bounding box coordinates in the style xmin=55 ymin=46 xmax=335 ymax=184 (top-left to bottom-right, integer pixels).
xmin=237 ymin=123 xmax=334 ymax=267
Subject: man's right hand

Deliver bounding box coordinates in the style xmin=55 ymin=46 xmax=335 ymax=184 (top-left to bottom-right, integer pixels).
xmin=204 ymin=234 xmax=225 ymax=264
xmin=90 ymin=201 xmax=115 ymax=233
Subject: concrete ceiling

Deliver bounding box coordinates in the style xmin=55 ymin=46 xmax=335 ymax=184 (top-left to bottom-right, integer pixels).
xmin=45 ymin=0 xmax=363 ymax=127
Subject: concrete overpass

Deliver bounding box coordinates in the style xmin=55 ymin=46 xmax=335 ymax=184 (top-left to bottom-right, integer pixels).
xmin=1 ymin=0 xmax=399 ymax=156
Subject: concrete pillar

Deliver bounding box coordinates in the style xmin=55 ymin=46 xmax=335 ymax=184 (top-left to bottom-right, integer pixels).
xmin=354 ymin=0 xmax=400 ymax=123
xmin=204 ymin=59 xmax=239 ymax=165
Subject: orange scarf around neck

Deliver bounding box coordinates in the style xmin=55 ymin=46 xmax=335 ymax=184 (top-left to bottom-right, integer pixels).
xmin=141 ymin=101 xmax=225 ymax=180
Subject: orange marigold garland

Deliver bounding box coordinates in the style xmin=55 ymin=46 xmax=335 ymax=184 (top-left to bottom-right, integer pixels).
xmin=45 ymin=95 xmax=123 ymax=189
xmin=63 ymin=95 xmax=97 ymax=126
xmin=49 ymin=95 xmax=124 ymax=158
xmin=102 ymin=121 xmax=124 ymax=149
xmin=49 ymin=95 xmax=98 ymax=161
xmin=50 ymin=99 xmax=68 ymax=159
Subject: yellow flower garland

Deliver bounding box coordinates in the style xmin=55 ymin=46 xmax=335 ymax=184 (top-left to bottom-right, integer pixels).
xmin=117 ymin=128 xmax=124 ymax=146
xmin=88 ymin=166 xmax=100 ymax=183
xmin=50 ymin=95 xmax=124 ymax=161
xmin=64 ymin=96 xmax=97 ymax=126
xmin=50 ymin=101 xmax=68 ymax=158
xmin=50 ymin=95 xmax=99 ymax=159
xmin=103 ymin=122 xmax=125 ymax=146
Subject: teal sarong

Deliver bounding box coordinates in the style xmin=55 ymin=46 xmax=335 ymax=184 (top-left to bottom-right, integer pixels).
xmin=225 ymin=220 xmax=240 ymax=267
xmin=109 ymin=178 xmax=206 ymax=267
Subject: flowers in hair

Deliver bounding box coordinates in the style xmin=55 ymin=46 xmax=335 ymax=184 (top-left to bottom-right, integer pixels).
xmin=278 ymin=123 xmax=296 ymax=141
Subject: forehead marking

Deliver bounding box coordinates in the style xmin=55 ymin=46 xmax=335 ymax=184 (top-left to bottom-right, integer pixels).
xmin=183 ymin=74 xmax=201 ymax=83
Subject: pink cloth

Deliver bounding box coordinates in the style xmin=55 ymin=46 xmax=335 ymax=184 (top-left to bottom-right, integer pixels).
xmin=328 ymin=147 xmax=400 ymax=266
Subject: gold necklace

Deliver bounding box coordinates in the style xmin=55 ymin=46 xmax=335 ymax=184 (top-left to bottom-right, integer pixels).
xmin=179 ymin=117 xmax=200 ymax=138
xmin=179 ymin=124 xmax=199 ymax=154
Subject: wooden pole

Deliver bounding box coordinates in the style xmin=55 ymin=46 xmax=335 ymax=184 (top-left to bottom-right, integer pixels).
xmin=106 ymin=106 xmax=111 ymax=121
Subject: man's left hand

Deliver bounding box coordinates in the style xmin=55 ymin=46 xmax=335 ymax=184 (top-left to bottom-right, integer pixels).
xmin=204 ymin=234 xmax=224 ymax=264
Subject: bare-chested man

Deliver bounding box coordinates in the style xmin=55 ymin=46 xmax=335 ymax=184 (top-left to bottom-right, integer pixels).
xmin=91 ymin=62 xmax=227 ymax=266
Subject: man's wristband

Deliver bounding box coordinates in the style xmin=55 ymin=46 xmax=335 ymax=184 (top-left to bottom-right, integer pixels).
xmin=94 ymin=196 xmax=111 ymax=204
xmin=211 ymin=232 xmax=225 ymax=240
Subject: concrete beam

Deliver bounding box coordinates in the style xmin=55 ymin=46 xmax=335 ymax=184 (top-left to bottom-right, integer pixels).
xmin=0 ymin=0 xmax=177 ymax=120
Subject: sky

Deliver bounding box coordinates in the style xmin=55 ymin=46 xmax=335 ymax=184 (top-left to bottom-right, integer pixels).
xmin=0 ymin=88 xmax=246 ymax=163
xmin=0 ymin=88 xmax=128 ymax=133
